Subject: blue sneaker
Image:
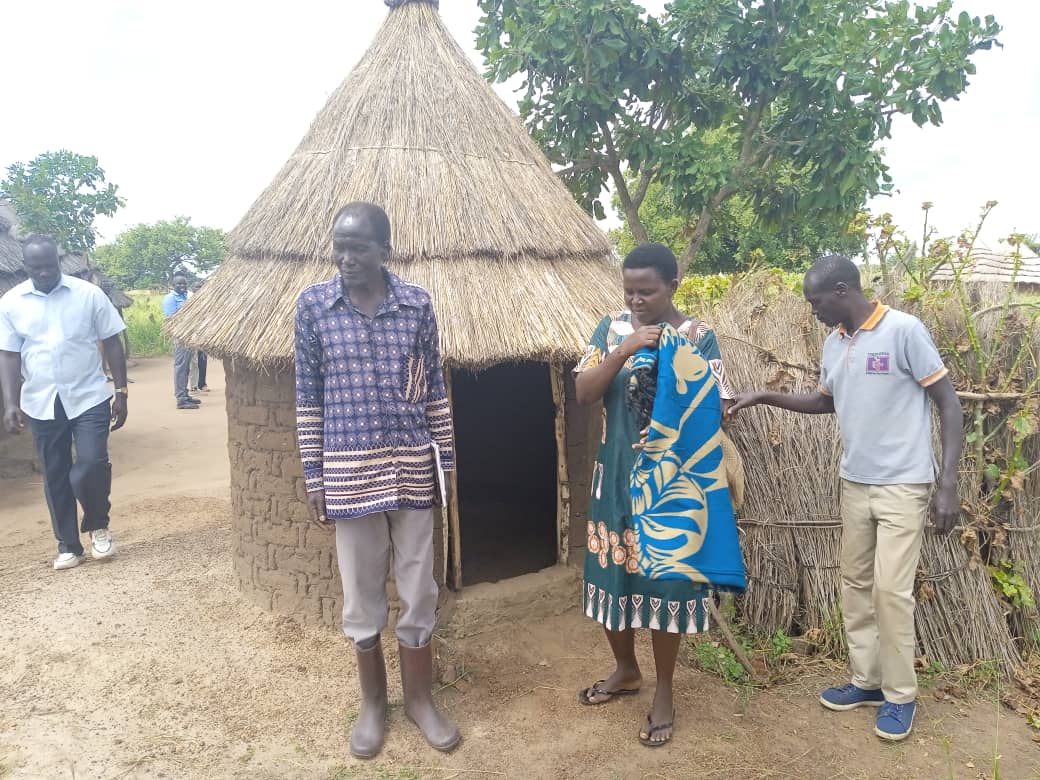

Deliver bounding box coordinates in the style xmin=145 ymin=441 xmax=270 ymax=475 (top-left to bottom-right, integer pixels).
xmin=874 ymin=701 xmax=916 ymax=741
xmin=819 ymin=683 xmax=885 ymax=711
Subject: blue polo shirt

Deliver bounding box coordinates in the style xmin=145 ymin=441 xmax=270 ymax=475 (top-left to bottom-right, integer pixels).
xmin=819 ymin=303 xmax=948 ymax=485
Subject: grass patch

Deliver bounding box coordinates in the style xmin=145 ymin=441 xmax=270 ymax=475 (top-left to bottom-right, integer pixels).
xmin=123 ymin=292 xmax=171 ymax=358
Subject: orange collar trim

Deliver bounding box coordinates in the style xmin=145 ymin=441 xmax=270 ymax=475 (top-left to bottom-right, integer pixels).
xmin=839 ymin=301 xmax=889 ymax=336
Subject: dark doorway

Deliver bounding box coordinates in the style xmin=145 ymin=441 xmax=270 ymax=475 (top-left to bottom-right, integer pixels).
xmin=451 ymin=362 xmax=558 ymax=586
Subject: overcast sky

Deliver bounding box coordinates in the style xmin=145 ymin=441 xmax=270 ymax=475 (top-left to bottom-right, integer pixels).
xmin=3 ymin=1 xmax=1036 ymax=251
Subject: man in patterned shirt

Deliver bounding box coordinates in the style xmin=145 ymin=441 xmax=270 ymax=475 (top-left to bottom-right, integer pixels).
xmin=294 ymin=202 xmax=459 ymax=758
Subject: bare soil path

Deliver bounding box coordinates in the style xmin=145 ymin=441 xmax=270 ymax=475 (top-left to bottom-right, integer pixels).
xmin=1 ymin=358 xmax=1038 ymax=779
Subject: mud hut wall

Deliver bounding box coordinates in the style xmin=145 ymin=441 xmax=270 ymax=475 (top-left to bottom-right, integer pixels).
xmin=224 ymin=361 xmax=439 ymax=630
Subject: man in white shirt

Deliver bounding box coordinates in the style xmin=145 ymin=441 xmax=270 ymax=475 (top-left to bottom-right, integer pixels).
xmin=0 ymin=235 xmax=129 ymax=570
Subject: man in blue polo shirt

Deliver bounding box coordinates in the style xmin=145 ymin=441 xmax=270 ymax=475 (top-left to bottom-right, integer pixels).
xmin=161 ymin=274 xmax=199 ymax=410
xmin=729 ymin=254 xmax=963 ymax=742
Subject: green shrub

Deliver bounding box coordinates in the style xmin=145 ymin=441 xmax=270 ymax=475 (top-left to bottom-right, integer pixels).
xmin=123 ymin=293 xmax=171 ymax=358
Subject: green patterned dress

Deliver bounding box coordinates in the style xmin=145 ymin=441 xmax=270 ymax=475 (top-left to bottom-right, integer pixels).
xmin=575 ymin=312 xmax=735 ymax=634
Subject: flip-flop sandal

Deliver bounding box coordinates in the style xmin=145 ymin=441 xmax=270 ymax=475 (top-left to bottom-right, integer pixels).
xmin=638 ymin=709 xmax=675 ymax=747
xmin=578 ymin=679 xmax=641 ymax=706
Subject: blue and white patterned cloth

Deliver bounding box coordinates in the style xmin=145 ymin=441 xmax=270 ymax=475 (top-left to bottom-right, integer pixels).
xmin=294 ymin=270 xmax=454 ymax=519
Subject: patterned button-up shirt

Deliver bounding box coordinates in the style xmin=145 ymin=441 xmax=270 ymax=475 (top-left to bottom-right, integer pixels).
xmin=294 ymin=270 xmax=455 ymax=519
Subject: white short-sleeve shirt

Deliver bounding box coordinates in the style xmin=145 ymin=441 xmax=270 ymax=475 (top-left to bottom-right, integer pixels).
xmin=0 ymin=274 xmax=126 ymax=420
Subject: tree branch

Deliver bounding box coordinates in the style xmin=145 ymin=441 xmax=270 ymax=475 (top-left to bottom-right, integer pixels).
xmin=632 ymin=166 xmax=656 ymax=212
xmin=679 ymin=182 xmax=740 ymax=275
xmin=554 ymin=154 xmax=608 ymax=178
xmin=600 ymin=121 xmax=649 ymax=244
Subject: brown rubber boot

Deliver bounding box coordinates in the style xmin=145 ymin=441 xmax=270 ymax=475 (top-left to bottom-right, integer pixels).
xmin=398 ymin=640 xmax=461 ymax=752
xmin=349 ymin=638 xmax=388 ymax=759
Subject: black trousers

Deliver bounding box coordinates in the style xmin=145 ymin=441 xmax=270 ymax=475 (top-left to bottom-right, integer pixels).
xmin=28 ymin=398 xmax=112 ymax=556
xmin=197 ymin=351 xmax=208 ymax=388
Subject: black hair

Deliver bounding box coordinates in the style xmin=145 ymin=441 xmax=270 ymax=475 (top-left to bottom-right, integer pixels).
xmin=622 ymin=242 xmax=678 ymax=283
xmin=333 ymin=202 xmax=391 ymax=247
xmin=22 ymin=234 xmax=59 ymax=257
xmin=805 ymin=254 xmax=861 ymax=292
xmin=627 ymin=362 xmax=658 ymax=433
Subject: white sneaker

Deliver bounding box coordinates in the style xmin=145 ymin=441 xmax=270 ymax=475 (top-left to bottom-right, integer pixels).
xmin=53 ymin=552 xmax=84 ymax=570
xmin=90 ymin=528 xmax=116 ymax=559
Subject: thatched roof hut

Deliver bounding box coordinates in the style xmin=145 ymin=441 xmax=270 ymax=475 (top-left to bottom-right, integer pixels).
xmin=930 ymin=245 xmax=1040 ymax=290
xmin=166 ymin=0 xmax=620 ymax=626
xmin=168 ymin=2 xmax=615 ymax=367
xmin=0 ymin=200 xmax=92 ymax=296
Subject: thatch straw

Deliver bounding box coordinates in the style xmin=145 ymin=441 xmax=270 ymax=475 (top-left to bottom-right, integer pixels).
xmin=169 ymin=254 xmax=620 ymax=369
xmin=915 ymin=534 xmax=1020 ymax=672
xmin=167 ymin=1 xmax=618 ymax=367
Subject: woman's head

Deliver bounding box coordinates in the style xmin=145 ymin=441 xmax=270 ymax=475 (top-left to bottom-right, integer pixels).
xmin=622 ymin=243 xmax=679 ymax=323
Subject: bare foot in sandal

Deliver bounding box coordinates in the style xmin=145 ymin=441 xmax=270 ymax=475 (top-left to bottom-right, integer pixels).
xmin=578 ymin=665 xmax=643 ymax=705
xmin=639 ymin=686 xmax=675 ymax=746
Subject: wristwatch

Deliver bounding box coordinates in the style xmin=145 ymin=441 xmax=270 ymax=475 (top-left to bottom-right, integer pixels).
xmin=114 ymin=387 xmax=129 ymax=396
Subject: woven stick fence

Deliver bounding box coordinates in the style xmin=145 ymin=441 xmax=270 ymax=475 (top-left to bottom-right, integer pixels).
xmin=703 ymin=275 xmax=1038 ymax=673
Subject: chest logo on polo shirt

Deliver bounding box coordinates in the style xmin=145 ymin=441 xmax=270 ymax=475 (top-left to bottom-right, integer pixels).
xmin=866 ymin=352 xmax=891 ymax=374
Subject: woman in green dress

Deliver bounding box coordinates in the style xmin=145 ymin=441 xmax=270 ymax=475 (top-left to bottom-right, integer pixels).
xmin=574 ymin=243 xmax=736 ymax=746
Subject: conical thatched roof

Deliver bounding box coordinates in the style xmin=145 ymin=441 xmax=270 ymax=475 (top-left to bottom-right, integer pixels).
xmin=931 ymin=245 xmax=1040 ymax=288
xmin=166 ymin=0 xmax=619 ymax=368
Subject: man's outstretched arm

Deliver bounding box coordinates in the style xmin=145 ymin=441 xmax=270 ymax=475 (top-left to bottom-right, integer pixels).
xmin=727 ymin=390 xmax=835 ymax=418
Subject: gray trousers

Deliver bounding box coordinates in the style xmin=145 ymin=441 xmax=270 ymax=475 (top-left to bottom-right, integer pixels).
xmin=334 ymin=507 xmax=439 ymax=647
xmin=173 ymin=342 xmax=194 ymax=401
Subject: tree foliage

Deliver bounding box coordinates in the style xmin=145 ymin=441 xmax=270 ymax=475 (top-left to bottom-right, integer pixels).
xmin=476 ymin=0 xmax=1001 ymax=274
xmin=0 ymin=150 xmax=124 ymax=253
xmin=94 ymin=217 xmax=225 ymax=289
xmin=610 ymin=174 xmax=863 ymax=273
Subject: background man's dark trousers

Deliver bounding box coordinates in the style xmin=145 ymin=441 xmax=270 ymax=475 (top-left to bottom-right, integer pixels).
xmin=28 ymin=398 xmax=112 ymax=556
xmin=173 ymin=342 xmax=194 ymax=402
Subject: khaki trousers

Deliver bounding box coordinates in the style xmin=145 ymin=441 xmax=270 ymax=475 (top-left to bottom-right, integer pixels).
xmin=840 ymin=480 xmax=931 ymax=704
xmin=334 ymin=507 xmax=439 ymax=647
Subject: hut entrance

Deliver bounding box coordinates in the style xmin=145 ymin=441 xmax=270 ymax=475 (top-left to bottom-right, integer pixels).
xmin=451 ymin=362 xmax=558 ymax=586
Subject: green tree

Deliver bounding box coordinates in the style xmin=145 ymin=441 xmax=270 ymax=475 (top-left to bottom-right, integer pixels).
xmin=1 ymin=150 xmax=124 ymax=253
xmin=94 ymin=217 xmax=225 ymax=289
xmin=477 ymin=0 xmax=1000 ymax=274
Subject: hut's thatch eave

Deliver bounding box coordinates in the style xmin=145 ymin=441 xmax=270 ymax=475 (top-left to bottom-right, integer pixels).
xmin=167 ymin=1 xmax=618 ymax=363
xmin=168 ymin=253 xmax=621 ymax=369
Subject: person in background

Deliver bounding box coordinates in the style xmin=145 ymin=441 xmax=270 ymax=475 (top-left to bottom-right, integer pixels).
xmin=161 ymin=274 xmax=200 ymax=410
xmin=294 ymin=202 xmax=460 ymax=758
xmin=0 ymin=235 xmax=128 ymax=570
xmin=728 ymin=254 xmax=963 ymax=742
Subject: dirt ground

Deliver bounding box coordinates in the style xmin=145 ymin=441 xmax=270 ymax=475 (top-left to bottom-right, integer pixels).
xmin=1 ymin=357 xmax=1039 ymax=780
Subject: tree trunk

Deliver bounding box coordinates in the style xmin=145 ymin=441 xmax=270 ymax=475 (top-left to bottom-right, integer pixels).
xmin=678 ymin=183 xmax=739 ymax=276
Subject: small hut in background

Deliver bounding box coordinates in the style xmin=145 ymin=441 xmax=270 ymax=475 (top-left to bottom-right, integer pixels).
xmin=167 ymin=0 xmax=619 ymax=626
xmin=0 ymin=201 xmax=91 ymax=295
xmin=931 ymin=245 xmax=1040 ymax=292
